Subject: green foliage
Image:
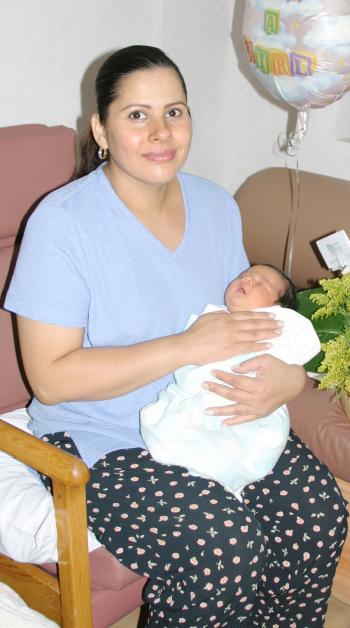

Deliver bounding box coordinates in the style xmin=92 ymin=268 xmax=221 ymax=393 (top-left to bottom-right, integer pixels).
xmin=318 ymin=331 xmax=350 ymax=395
xmin=297 ymin=274 xmax=350 ymax=394
xmin=310 ymin=274 xmax=350 ymax=319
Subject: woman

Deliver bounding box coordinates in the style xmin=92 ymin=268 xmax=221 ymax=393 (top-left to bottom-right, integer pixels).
xmin=5 ymin=45 xmax=347 ymax=626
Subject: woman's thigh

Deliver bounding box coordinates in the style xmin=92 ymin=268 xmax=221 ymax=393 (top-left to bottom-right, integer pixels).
xmin=42 ymin=433 xmax=266 ymax=621
xmin=88 ymin=447 xmax=269 ymax=625
xmin=243 ymin=429 xmax=348 ymax=550
xmin=86 ymin=448 xmax=265 ymax=583
xmin=242 ymin=429 xmax=348 ymax=623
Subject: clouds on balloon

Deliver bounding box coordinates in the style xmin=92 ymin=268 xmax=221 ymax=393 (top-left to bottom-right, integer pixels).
xmin=303 ymin=16 xmax=350 ymax=55
xmin=253 ymin=23 xmax=296 ymax=49
xmin=248 ymin=0 xmax=323 ymax=18
xmin=251 ymin=65 xmax=343 ymax=104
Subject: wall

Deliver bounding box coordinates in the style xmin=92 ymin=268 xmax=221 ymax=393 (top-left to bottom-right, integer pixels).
xmin=1 ymin=0 xmax=155 ymax=130
xmin=1 ymin=0 xmax=349 ymax=195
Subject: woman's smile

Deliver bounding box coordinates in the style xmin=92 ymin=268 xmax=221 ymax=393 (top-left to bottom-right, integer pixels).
xmin=143 ymin=150 xmax=177 ymax=162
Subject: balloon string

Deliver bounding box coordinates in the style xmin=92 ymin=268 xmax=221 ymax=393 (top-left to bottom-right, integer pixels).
xmin=287 ymin=109 xmax=309 ymax=157
xmin=285 ymin=158 xmax=301 ymax=279
xmin=283 ymin=109 xmax=309 ymax=279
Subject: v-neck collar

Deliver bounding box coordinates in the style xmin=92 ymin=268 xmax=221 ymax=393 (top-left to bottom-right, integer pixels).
xmin=99 ymin=166 xmax=188 ymax=255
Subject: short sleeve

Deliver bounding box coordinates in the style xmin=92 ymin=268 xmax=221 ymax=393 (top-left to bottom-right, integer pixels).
xmin=5 ymin=201 xmax=89 ymax=327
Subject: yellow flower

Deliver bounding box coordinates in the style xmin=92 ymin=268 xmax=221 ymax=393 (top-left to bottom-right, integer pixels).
xmin=310 ymin=274 xmax=350 ymax=319
xmin=309 ymin=273 xmax=350 ymax=395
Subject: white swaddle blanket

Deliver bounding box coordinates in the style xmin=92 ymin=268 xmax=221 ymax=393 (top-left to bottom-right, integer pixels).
xmin=141 ymin=305 xmax=320 ymax=493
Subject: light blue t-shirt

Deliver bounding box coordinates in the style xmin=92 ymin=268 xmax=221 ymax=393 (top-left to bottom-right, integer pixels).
xmin=5 ymin=166 xmax=249 ymax=466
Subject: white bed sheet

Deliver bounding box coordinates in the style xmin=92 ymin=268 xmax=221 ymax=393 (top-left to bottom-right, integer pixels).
xmin=0 ymin=583 xmax=59 ymax=627
xmin=0 ymin=408 xmax=101 ymax=564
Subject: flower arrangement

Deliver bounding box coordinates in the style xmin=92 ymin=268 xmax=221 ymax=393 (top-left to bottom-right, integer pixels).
xmin=308 ymin=273 xmax=350 ymax=396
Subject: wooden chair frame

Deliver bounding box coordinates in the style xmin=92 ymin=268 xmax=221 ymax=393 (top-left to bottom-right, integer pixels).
xmin=0 ymin=418 xmax=93 ymax=627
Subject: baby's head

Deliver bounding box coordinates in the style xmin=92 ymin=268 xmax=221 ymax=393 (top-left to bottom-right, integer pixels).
xmin=225 ymin=264 xmax=297 ymax=312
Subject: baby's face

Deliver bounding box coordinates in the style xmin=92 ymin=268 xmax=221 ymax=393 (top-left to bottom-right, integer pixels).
xmin=225 ymin=266 xmax=287 ymax=311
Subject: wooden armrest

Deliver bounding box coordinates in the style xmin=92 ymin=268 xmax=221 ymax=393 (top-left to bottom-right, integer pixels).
xmin=0 ymin=418 xmax=93 ymax=627
xmin=0 ymin=419 xmax=89 ymax=485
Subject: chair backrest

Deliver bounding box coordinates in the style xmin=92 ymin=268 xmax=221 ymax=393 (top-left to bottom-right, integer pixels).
xmin=235 ymin=167 xmax=350 ymax=289
xmin=0 ymin=124 xmax=76 ymax=412
xmin=0 ymin=124 xmax=146 ymax=628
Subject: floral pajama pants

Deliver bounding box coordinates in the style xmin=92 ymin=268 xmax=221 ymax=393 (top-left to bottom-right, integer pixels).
xmin=42 ymin=430 xmax=348 ymax=627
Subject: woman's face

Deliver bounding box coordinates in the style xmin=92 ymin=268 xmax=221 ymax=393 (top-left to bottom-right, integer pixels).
xmin=93 ymin=66 xmax=192 ymax=189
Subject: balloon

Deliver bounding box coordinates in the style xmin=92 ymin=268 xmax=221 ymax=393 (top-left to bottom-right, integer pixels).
xmin=242 ymin=0 xmax=350 ymax=111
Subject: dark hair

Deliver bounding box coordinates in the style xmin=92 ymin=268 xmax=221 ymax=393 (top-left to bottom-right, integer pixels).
xmin=251 ymin=263 xmax=297 ymax=310
xmin=78 ymin=45 xmax=187 ymax=177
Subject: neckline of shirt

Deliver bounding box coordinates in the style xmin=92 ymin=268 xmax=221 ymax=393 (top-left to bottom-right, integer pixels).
xmin=96 ymin=165 xmax=189 ymax=256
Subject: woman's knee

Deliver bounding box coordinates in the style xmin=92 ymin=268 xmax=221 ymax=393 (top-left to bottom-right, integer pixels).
xmin=197 ymin=503 xmax=266 ymax=592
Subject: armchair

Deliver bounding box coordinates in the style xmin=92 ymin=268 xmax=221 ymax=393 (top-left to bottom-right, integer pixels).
xmin=236 ymin=166 xmax=350 ymax=604
xmin=0 ymin=124 xmax=146 ymax=628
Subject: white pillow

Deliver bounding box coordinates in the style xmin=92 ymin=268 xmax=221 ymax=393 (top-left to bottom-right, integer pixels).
xmin=0 ymin=582 xmax=59 ymax=627
xmin=0 ymin=408 xmax=101 ymax=564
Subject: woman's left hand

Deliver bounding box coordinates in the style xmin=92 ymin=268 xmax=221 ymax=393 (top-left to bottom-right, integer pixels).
xmin=203 ymin=354 xmax=306 ymax=426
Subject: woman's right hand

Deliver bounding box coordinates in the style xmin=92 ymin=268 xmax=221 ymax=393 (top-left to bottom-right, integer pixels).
xmin=180 ymin=310 xmax=283 ymax=365
xmin=17 ymin=310 xmax=282 ymax=406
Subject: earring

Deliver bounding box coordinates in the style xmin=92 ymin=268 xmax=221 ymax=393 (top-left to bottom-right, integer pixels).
xmin=98 ymin=147 xmax=108 ymax=160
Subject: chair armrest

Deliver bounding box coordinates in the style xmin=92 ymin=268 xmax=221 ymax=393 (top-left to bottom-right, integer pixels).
xmin=0 ymin=418 xmax=93 ymax=628
xmin=0 ymin=419 xmax=89 ymax=485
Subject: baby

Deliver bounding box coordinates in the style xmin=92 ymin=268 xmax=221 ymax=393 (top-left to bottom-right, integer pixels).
xmin=141 ymin=264 xmax=320 ymax=495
